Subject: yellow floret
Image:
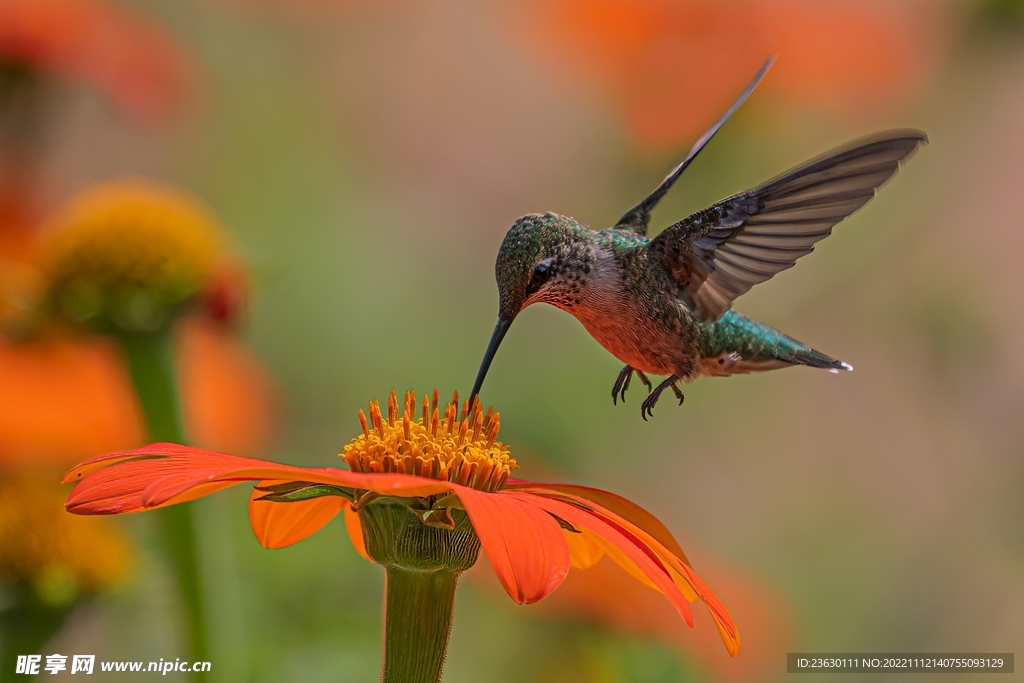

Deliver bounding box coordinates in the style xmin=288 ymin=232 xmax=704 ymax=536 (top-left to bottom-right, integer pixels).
xmin=0 ymin=475 xmax=132 ymax=605
xmin=342 ymin=390 xmax=517 ymax=492
xmin=44 ymin=180 xmax=223 ymax=332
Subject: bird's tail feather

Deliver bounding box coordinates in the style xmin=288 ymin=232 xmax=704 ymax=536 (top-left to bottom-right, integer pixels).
xmin=698 ymin=311 xmax=851 ymax=377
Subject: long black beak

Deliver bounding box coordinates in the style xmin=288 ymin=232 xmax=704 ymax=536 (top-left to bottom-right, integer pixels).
xmin=470 ymin=316 xmax=513 ymax=403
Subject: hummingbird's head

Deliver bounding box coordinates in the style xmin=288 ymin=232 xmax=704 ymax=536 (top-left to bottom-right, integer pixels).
xmin=494 ymin=213 xmax=584 ymax=318
xmin=472 ymin=213 xmax=588 ymax=400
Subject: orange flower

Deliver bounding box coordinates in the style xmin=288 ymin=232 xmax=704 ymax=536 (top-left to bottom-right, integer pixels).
xmin=0 ymin=319 xmax=277 ymax=469
xmin=216 ymin=0 xmax=415 ymax=22
xmin=512 ymin=0 xmax=948 ymax=150
xmin=63 ymin=390 xmax=740 ymax=656
xmin=0 ymin=332 xmax=143 ymax=467
xmin=175 ymin=317 xmax=278 ymax=456
xmin=533 ymin=548 xmax=793 ymax=680
xmin=0 ymin=0 xmax=196 ymax=124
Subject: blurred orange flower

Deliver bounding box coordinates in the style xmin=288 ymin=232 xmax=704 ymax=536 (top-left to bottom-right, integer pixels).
xmin=0 ymin=318 xmax=277 ymax=470
xmin=176 ymin=316 xmax=278 ymax=456
xmin=531 ymin=550 xmax=793 ymax=680
xmin=212 ymin=0 xmax=415 ymax=21
xmin=0 ymin=0 xmax=196 ymax=124
xmin=511 ymin=0 xmax=948 ymax=150
xmin=0 ymin=331 xmax=142 ymax=468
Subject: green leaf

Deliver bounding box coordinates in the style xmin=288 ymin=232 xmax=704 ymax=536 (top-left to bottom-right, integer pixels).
xmin=254 ymin=484 xmax=353 ymax=503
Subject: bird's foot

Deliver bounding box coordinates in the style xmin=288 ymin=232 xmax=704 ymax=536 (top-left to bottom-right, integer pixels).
xmin=612 ymin=366 xmax=652 ymax=405
xmin=641 ymin=375 xmax=683 ymax=421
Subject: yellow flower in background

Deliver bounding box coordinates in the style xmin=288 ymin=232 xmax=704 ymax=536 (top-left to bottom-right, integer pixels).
xmin=0 ymin=474 xmax=131 ymax=605
xmin=39 ymin=178 xmax=277 ymax=670
xmin=1 ymin=178 xmax=279 ymax=469
xmin=0 ymin=474 xmax=132 ymax=677
xmin=44 ymin=180 xmax=223 ymax=334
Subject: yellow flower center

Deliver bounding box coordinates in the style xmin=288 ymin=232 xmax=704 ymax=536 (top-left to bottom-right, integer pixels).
xmin=342 ymin=390 xmax=517 ymax=492
xmin=44 ymin=180 xmax=223 ymax=331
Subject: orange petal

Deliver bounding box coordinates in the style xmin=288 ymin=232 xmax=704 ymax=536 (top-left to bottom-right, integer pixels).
xmin=590 ymin=506 xmax=737 ymax=651
xmin=517 ymin=484 xmax=706 ymax=604
xmin=247 ymin=484 xmax=346 ymax=549
xmin=456 ymin=486 xmax=569 ymax=604
xmin=563 ymin=528 xmax=604 ymax=570
xmin=62 ymin=450 xmax=159 ymax=482
xmin=138 ymin=466 xmax=451 ymax=508
xmin=517 ymin=492 xmax=696 ymax=630
xmin=554 ymin=492 xmax=741 ymax=655
xmin=507 ymin=482 xmax=689 ymax=564
xmin=64 ymin=442 xmax=453 ymax=515
xmin=588 ymin=530 xmax=660 ymax=593
xmin=176 ymin=319 xmax=278 ymax=456
xmin=63 ymin=443 xmax=270 ymax=513
xmin=153 ymin=480 xmax=239 ymax=506
xmin=590 ymin=504 xmax=740 ymax=657
xmin=0 ymin=334 xmax=143 ymax=468
xmin=343 ymin=501 xmax=370 ymax=561
xmin=665 ymin=552 xmax=741 ymax=657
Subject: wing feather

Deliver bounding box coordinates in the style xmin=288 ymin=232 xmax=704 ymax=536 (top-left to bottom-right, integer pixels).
xmin=612 ymin=57 xmax=775 ymax=235
xmin=648 ymin=130 xmax=927 ymax=321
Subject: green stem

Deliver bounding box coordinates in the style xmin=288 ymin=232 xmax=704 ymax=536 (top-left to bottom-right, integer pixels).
xmin=117 ymin=332 xmax=209 ymax=670
xmin=381 ymin=568 xmax=459 ymax=683
xmin=118 ymin=332 xmax=183 ymax=444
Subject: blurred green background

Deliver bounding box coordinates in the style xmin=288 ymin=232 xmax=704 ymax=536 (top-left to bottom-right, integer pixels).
xmin=3 ymin=0 xmax=1024 ymax=681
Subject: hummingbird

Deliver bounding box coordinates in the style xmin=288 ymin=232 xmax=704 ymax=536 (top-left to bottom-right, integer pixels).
xmin=470 ymin=57 xmax=927 ymax=419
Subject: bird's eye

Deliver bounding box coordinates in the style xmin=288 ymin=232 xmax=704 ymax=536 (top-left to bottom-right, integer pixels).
xmin=528 ymin=262 xmax=551 ymax=293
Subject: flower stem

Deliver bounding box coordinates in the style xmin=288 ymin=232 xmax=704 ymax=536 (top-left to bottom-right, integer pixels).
xmin=381 ymin=568 xmax=459 ymax=683
xmin=117 ymin=331 xmax=209 ymax=669
xmin=117 ymin=331 xmax=183 ymax=443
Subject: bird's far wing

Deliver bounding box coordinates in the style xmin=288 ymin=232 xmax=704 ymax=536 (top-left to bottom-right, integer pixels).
xmin=648 ymin=130 xmax=928 ymax=321
xmin=612 ymin=55 xmax=775 ymax=236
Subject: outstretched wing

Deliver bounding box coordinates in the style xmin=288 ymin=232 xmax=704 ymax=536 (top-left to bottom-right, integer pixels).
xmin=648 ymin=130 xmax=928 ymax=321
xmin=613 ymin=56 xmax=776 ymax=236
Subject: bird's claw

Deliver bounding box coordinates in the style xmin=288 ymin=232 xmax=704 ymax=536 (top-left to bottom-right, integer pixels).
xmin=641 ymin=397 xmax=655 ymax=421
xmin=612 ymin=367 xmax=629 ymax=405
xmin=612 ymin=366 xmax=653 ymax=405
xmin=640 ymin=376 xmax=683 ymax=421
